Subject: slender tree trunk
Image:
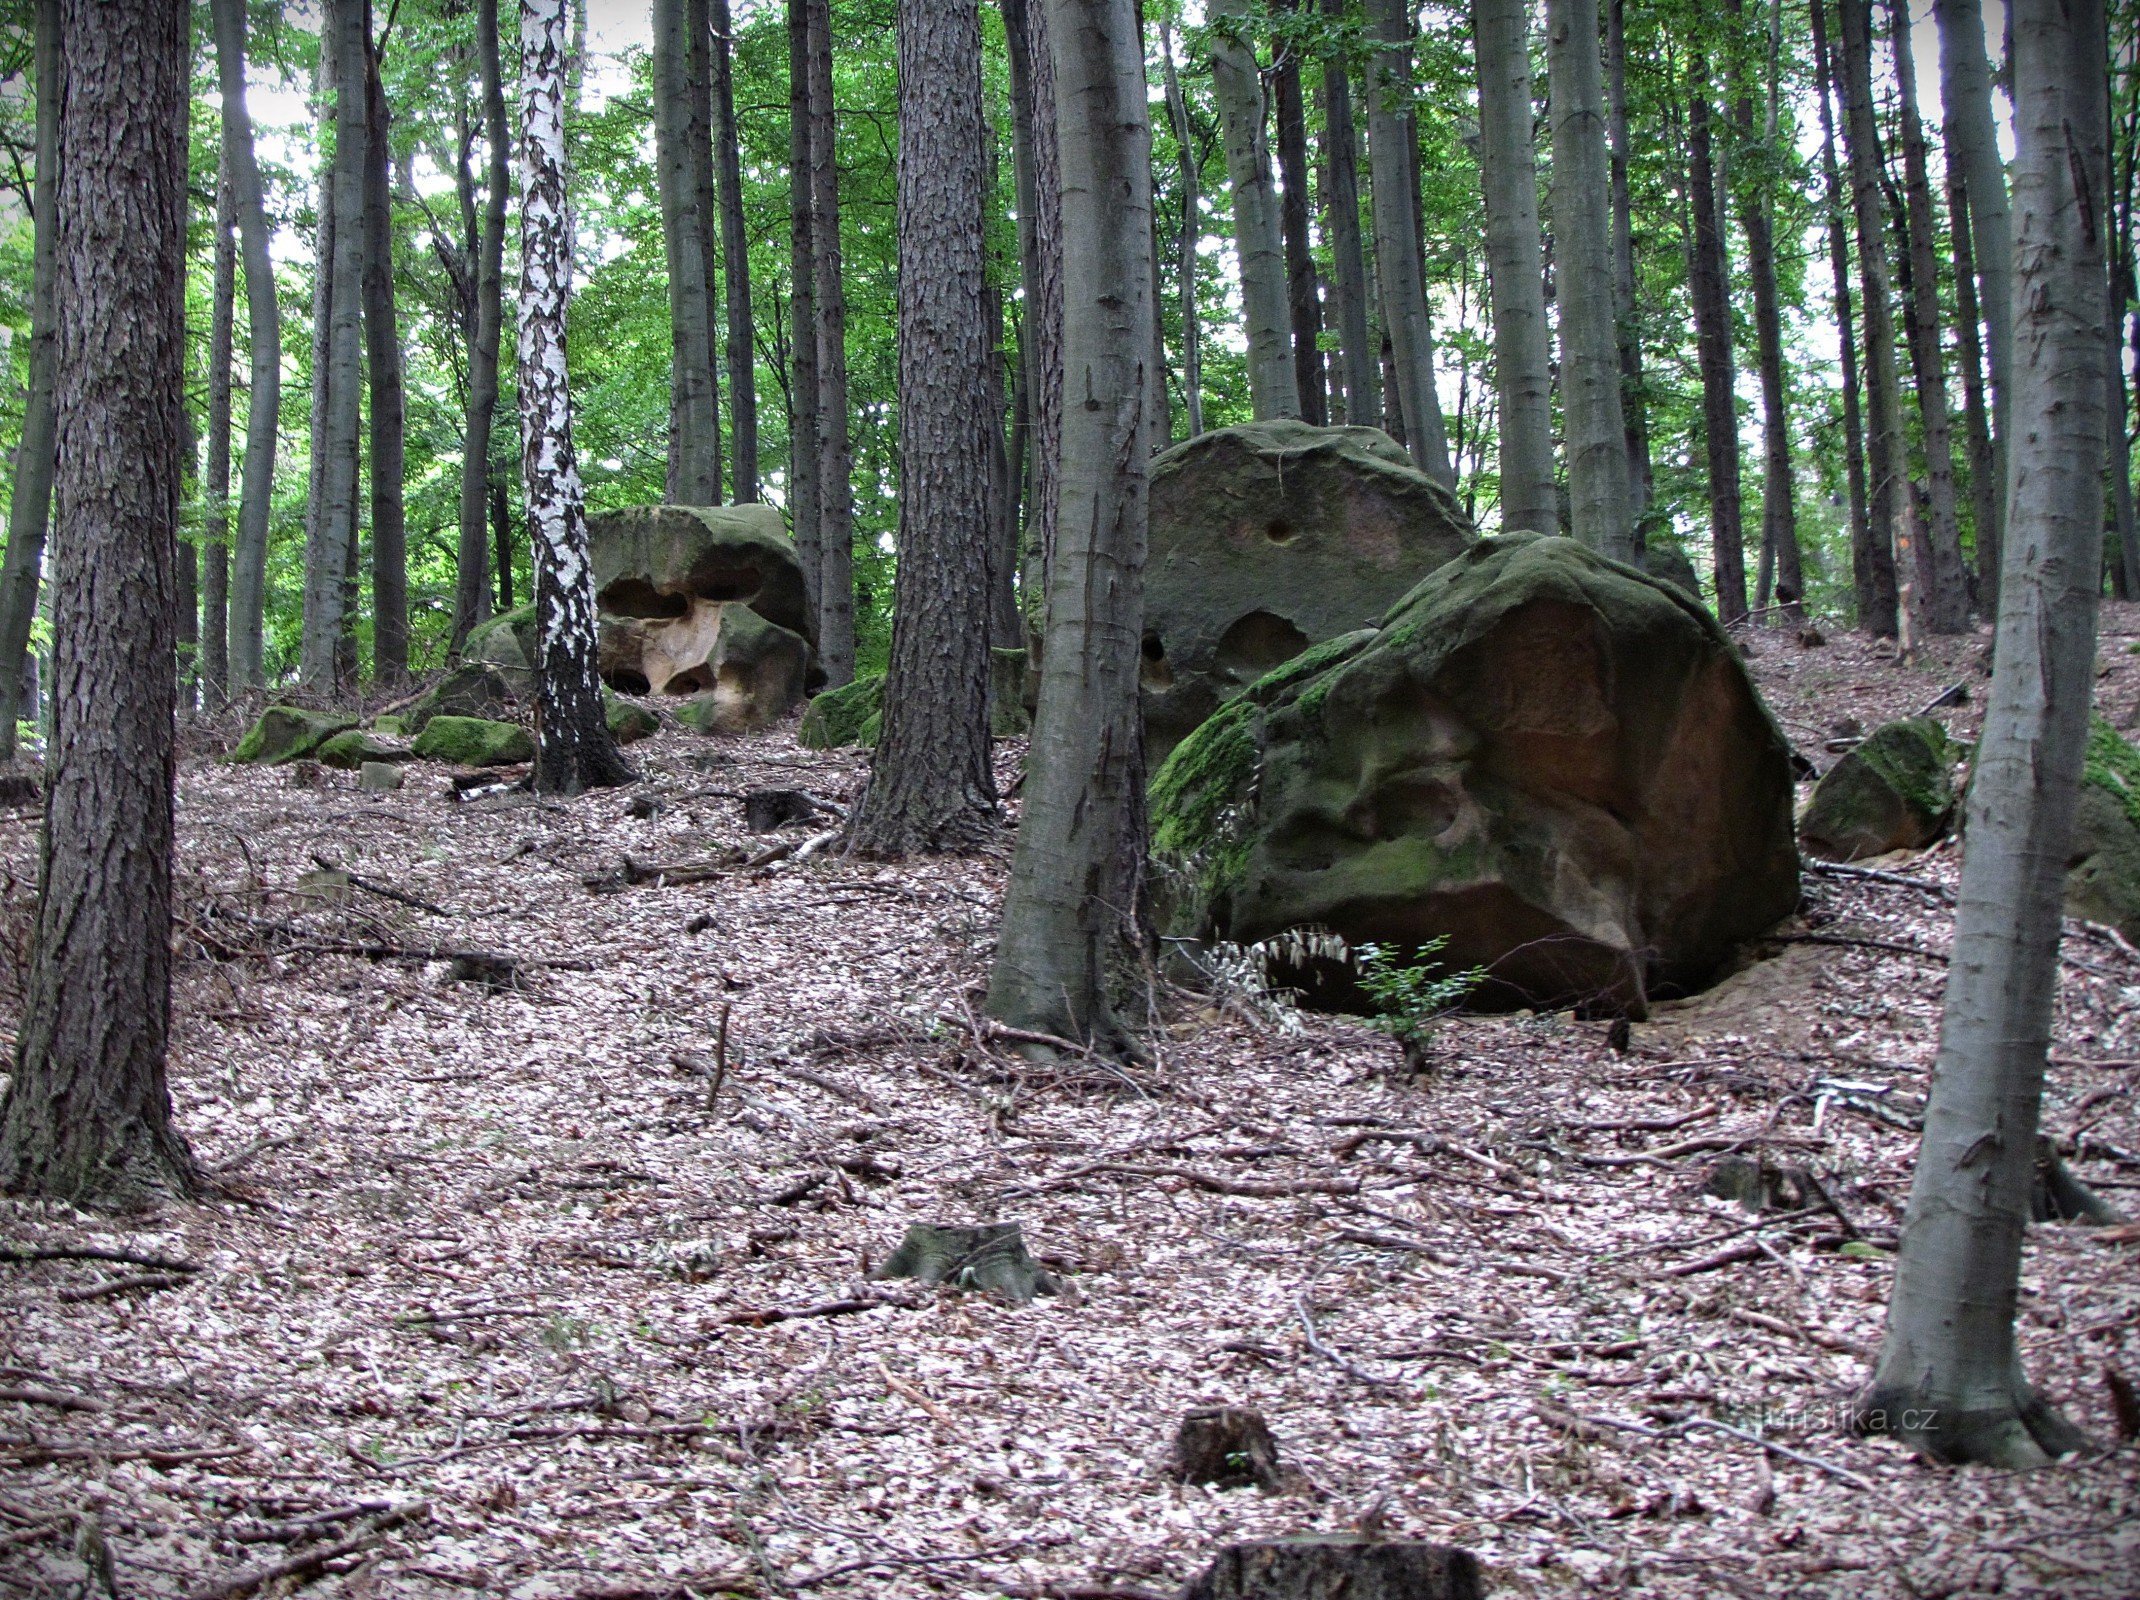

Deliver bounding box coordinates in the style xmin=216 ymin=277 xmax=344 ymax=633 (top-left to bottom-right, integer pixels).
xmin=1158 ymin=19 xmax=1203 ymax=437
xmin=654 ymin=0 xmax=723 ymax=505
xmin=0 ymin=0 xmax=197 ymax=1206
xmin=1003 ymin=0 xmax=1060 ymax=600
xmin=455 ymin=0 xmax=510 ymax=649
xmin=1473 ymin=0 xmax=1554 ymax=536
xmin=787 ymin=0 xmax=823 ymax=621
xmin=204 ymin=159 xmax=236 ymax=703
xmin=1364 ymin=0 xmax=1452 ymax=482
xmin=1892 ymin=0 xmax=1971 ymax=633
xmin=177 ymin=409 xmax=198 ymax=715
xmin=1208 ymin=0 xmax=1300 ymax=420
xmin=807 ymin=0 xmax=857 ymax=684
xmin=1319 ymin=15 xmax=1376 ymax=429
xmin=988 ymin=0 xmax=1152 ymax=1054
xmin=0 ymin=0 xmax=60 ymax=761
xmin=1835 ymin=0 xmax=1906 ymax=639
xmin=493 ymin=479 xmax=515 ymax=609
xmin=302 ymin=0 xmax=370 ymax=689
xmin=1936 ymin=0 xmax=2012 ymax=603
xmin=208 ymin=0 xmax=278 ymax=693
xmin=1684 ymin=69 xmax=1746 ymax=620
xmin=519 ymin=0 xmax=632 ymax=793
xmin=1272 ymin=0 xmax=1325 ymax=425
xmin=1859 ymin=0 xmax=2109 ymax=1468
xmin=713 ymin=0 xmax=757 ymax=502
xmin=1603 ymin=0 xmax=1651 ymax=529
xmin=1947 ymin=171 xmax=2000 ymax=608
xmin=362 ymin=10 xmax=408 ymax=683
xmin=986 ymin=277 xmax=1023 ymax=645
xmin=851 ymin=0 xmax=997 ymax=854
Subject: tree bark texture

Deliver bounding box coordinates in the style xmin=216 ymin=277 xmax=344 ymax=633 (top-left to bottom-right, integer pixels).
xmin=1935 ymin=0 xmax=2012 ymax=604
xmin=1472 ymin=0 xmax=1554 ymax=536
xmin=1318 ymin=8 xmax=1377 ymax=430
xmin=1684 ymin=69 xmax=1746 ymax=621
xmin=807 ymin=0 xmax=857 ymax=684
xmin=1208 ymin=0 xmax=1299 ymax=421
xmin=1003 ymin=0 xmax=1061 ymax=602
xmin=850 ymin=0 xmax=998 ymax=855
xmin=204 ymin=160 xmax=236 ymax=703
xmin=654 ymin=0 xmax=723 ymax=505
xmin=713 ymin=0 xmax=758 ymax=501
xmin=0 ymin=0 xmax=60 ymax=762
xmin=787 ymin=0 xmax=823 ymax=616
xmin=988 ymin=0 xmax=1152 ymax=1052
xmin=1835 ymin=0 xmax=1907 ymax=640
xmin=0 ymin=0 xmax=197 ymax=1205
xmin=519 ymin=0 xmax=633 ymax=794
xmin=1364 ymin=0 xmax=1452 ymax=482
xmin=1891 ymin=0 xmax=1971 ymax=633
xmin=362 ymin=11 xmax=409 ymax=683
xmin=454 ymin=0 xmax=511 ymax=651
xmin=1859 ymin=0 xmax=2109 ymax=1468
xmin=1947 ymin=174 xmax=2000 ymax=605
xmin=1158 ymin=19 xmax=1203 ymax=437
xmin=1271 ymin=0 xmax=1326 ymax=426
xmin=1603 ymin=0 xmax=1651 ymax=528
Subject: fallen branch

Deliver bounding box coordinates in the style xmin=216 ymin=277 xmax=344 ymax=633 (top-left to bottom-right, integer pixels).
xmin=56 ymin=1270 xmax=189 ymax=1303
xmin=1725 ymin=1305 xmax=1875 ymax=1359
xmin=185 ymin=1502 xmax=429 ymax=1600
xmin=0 ymin=1438 xmax=249 ymax=1467
xmin=0 ymin=1384 xmax=106 ymax=1413
xmin=719 ymin=1294 xmax=916 ymax=1328
xmin=1801 ymin=859 xmax=1954 ymax=901
xmin=310 ymin=854 xmax=454 ymax=917
xmin=207 ymin=1131 xmax=306 ymax=1176
xmin=0 ymin=1242 xmax=201 ymax=1274
xmin=1769 ymin=932 xmax=1947 ymax=964
xmin=1295 ymin=1294 xmax=1403 ymax=1388
xmin=1025 ymin=1161 xmax=1357 ymax=1199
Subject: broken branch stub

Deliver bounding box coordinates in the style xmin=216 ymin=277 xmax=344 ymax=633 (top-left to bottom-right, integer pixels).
xmin=1175 ymin=1538 xmax=1483 ymax=1600
xmin=870 ymin=1222 xmax=1057 ymax=1305
xmin=744 ymin=788 xmax=821 ymax=833
xmin=1170 ymin=1406 xmax=1282 ymax=1491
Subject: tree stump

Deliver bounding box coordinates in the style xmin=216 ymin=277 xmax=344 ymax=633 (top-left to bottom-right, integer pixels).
xmin=1170 ymin=1406 xmax=1282 ymax=1491
xmin=870 ymin=1222 xmax=1056 ymax=1304
xmin=1175 ymin=1538 xmax=1482 ymax=1600
xmin=745 ymin=788 xmax=821 ymax=833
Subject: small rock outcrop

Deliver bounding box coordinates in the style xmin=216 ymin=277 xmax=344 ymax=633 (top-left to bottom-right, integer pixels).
xmin=1797 ymin=717 xmax=1957 ymax=861
xmin=410 ymin=714 xmax=534 ymax=767
xmin=795 ymin=650 xmax=1033 ymax=749
xmin=1142 ymin=420 xmax=1475 ymax=761
xmin=407 ymin=663 xmax=515 ymax=733
xmin=315 ymin=729 xmax=410 ymax=771
xmin=2070 ymin=716 xmax=2140 ymax=941
xmin=604 ymin=691 xmax=659 ymax=745
xmin=1150 ymin=534 xmax=1800 ymax=1017
xmin=1177 ymin=1540 xmax=1483 ymax=1600
xmin=625 ymin=605 xmax=811 ymax=736
xmin=232 ymin=707 xmax=358 ymax=765
xmin=1170 ymin=1407 xmax=1283 ymax=1491
xmin=463 ymin=607 xmax=539 ymax=691
xmin=870 ymin=1222 xmax=1056 ymax=1304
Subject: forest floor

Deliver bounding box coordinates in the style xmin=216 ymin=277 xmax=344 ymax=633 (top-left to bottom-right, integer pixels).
xmin=3 ymin=608 xmax=2140 ymax=1600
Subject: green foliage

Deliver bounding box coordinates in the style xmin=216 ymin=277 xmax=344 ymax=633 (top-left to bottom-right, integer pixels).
xmin=2086 ymin=715 xmax=2140 ymax=832
xmin=1350 ymin=937 xmax=1483 ymax=1044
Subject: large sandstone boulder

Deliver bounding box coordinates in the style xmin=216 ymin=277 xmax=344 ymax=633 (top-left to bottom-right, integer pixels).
xmin=1798 ymin=717 xmax=1957 ymax=860
xmin=1150 ymin=534 xmax=1801 ymax=1016
xmin=2069 ymin=717 xmax=2140 ymax=940
xmin=232 ymin=706 xmax=358 ymax=764
xmin=1142 ymin=420 xmax=1475 ymax=761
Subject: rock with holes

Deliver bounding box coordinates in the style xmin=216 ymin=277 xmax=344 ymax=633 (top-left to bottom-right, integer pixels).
xmin=1149 ymin=533 xmax=1800 ymax=1018
xmin=1141 ymin=420 xmax=1475 ymax=762
xmin=588 ymin=501 xmax=814 ymax=678
xmin=650 ymin=606 xmax=814 ymax=737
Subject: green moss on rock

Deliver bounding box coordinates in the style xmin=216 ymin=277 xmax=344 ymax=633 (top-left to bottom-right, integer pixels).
xmin=605 ymin=691 xmax=659 ymax=744
xmin=408 ymin=663 xmax=514 ymax=733
xmin=2070 ymin=717 xmax=2140 ymax=940
xmin=463 ymin=604 xmax=538 ymax=676
xmin=1798 ymin=717 xmax=1956 ymax=861
xmin=232 ymin=706 xmax=358 ymax=765
xmin=410 ymin=714 xmax=533 ymax=766
xmin=798 ymin=672 xmax=886 ymax=749
xmin=315 ymin=729 xmax=409 ymax=770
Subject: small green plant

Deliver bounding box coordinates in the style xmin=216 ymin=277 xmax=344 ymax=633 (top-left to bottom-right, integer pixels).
xmin=1352 ymin=937 xmax=1483 ymax=1066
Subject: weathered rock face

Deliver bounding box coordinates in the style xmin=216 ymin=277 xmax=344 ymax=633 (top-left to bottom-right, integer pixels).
xmin=640 ymin=606 xmax=813 ymax=736
xmin=408 ymin=663 xmax=515 ymax=733
xmin=794 ymin=649 xmax=1031 ymax=749
xmin=411 ymin=714 xmax=534 ymax=767
xmin=232 ymin=707 xmax=358 ymax=765
xmin=1142 ymin=420 xmax=1475 ymax=761
xmin=2070 ymin=717 xmax=2140 ymax=940
xmin=1150 ymin=534 xmax=1801 ymax=1016
xmin=1797 ymin=717 xmax=1957 ymax=861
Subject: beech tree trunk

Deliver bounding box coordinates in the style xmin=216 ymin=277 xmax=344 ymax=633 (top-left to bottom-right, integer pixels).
xmin=204 ymin=160 xmax=236 ymax=703
xmin=0 ymin=0 xmax=59 ymax=762
xmin=1003 ymin=0 xmax=1060 ymax=601
xmin=850 ymin=0 xmax=997 ymax=855
xmin=1603 ymin=0 xmax=1651 ymax=528
xmin=1859 ymin=0 xmax=2109 ymax=1467
xmin=1364 ymin=0 xmax=1452 ymax=482
xmin=987 ymin=0 xmax=1152 ymax=1054
xmin=1947 ymin=175 xmax=1999 ymax=606
xmin=1271 ymin=0 xmax=1326 ymax=426
xmin=1684 ymin=68 xmax=1747 ymax=621
xmin=807 ymin=0 xmax=857 ymax=684
xmin=1318 ymin=9 xmax=1376 ymax=430
xmin=0 ymin=0 xmax=197 ymax=1205
xmin=1835 ymin=0 xmax=1907 ymax=640
xmin=787 ymin=0 xmax=823 ymax=618
xmin=713 ymin=0 xmax=757 ymax=501
xmin=654 ymin=0 xmax=723 ymax=505
xmin=1891 ymin=0 xmax=1971 ymax=634
xmin=1158 ymin=19 xmax=1203 ymax=437
xmin=1208 ymin=0 xmax=1299 ymax=420
xmin=1546 ymin=0 xmax=1640 ymax=558
xmin=454 ymin=0 xmax=510 ymax=650
xmin=519 ymin=0 xmax=633 ymax=794
xmin=362 ymin=10 xmax=409 ymax=684
xmin=1473 ymin=0 xmax=1554 ymax=536
xmin=1936 ymin=0 xmax=2012 ymax=604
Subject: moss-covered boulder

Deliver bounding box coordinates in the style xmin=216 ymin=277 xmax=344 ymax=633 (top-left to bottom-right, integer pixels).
xmin=463 ymin=604 xmax=538 ymax=691
xmin=231 ymin=706 xmax=359 ymax=765
xmin=797 ymin=672 xmax=884 ymax=749
xmin=1797 ymin=717 xmax=1957 ymax=861
xmin=1150 ymin=534 xmax=1800 ymax=1016
xmin=2069 ymin=717 xmax=2140 ymax=940
xmin=1143 ymin=420 xmax=1476 ymax=762
xmin=410 ymin=714 xmax=534 ymax=766
xmin=629 ymin=604 xmax=811 ymax=735
xmin=371 ymin=713 xmax=410 ymax=739
xmin=587 ymin=503 xmax=812 ymax=637
xmin=605 ymin=690 xmax=659 ymax=744
xmin=407 ymin=663 xmax=514 ymax=734
xmin=315 ymin=729 xmax=411 ymax=770
xmin=1641 ymin=543 xmax=1703 ymax=601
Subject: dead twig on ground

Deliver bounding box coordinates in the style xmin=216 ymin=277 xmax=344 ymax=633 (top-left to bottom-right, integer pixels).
xmin=0 ymin=1243 xmax=200 ymax=1274
xmin=310 ymin=854 xmax=455 ymax=917
xmin=185 ymin=1502 xmax=429 ymax=1600
xmin=55 ymin=1271 xmax=189 ymax=1303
